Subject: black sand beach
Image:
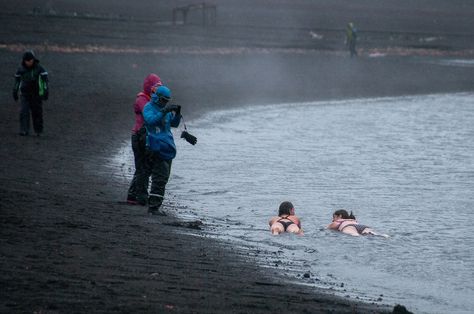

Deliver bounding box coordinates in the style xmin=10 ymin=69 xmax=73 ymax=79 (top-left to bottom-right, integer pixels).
xmin=1 ymin=1 xmax=474 ymax=313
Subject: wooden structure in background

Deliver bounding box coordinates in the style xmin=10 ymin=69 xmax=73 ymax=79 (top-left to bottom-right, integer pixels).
xmin=172 ymin=3 xmax=217 ymax=26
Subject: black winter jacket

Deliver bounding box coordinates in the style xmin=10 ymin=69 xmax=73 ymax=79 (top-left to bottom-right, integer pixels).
xmin=13 ymin=60 xmax=48 ymax=97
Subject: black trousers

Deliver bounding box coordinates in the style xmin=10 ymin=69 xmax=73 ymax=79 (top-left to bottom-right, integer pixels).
xmin=20 ymin=95 xmax=43 ymax=134
xmin=146 ymin=152 xmax=172 ymax=209
xmin=127 ymin=133 xmax=149 ymax=202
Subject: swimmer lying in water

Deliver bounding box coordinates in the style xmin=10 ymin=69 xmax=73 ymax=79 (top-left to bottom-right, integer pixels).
xmin=327 ymin=209 xmax=388 ymax=237
xmin=269 ymin=201 xmax=303 ymax=235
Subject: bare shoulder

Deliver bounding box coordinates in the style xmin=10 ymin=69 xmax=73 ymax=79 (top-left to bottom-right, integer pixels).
xmin=269 ymin=216 xmax=279 ymax=225
xmin=289 ymin=215 xmax=301 ymax=222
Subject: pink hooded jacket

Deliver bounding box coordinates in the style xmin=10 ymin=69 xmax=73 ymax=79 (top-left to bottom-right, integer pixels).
xmin=132 ymin=74 xmax=162 ymax=133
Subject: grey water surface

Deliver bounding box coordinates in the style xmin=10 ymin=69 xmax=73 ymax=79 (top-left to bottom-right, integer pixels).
xmin=118 ymin=93 xmax=474 ymax=313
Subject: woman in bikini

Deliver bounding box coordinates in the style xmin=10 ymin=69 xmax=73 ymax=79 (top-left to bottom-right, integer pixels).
xmin=327 ymin=209 xmax=388 ymax=237
xmin=268 ymin=201 xmax=303 ymax=235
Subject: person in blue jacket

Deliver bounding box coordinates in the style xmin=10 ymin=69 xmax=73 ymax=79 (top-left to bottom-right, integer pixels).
xmin=142 ymin=86 xmax=181 ymax=215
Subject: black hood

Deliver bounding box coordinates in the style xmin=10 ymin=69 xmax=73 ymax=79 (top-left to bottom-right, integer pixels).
xmin=22 ymin=50 xmax=39 ymax=64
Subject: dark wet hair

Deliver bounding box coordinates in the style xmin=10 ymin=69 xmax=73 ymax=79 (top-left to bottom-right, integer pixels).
xmin=333 ymin=209 xmax=356 ymax=220
xmin=278 ymin=201 xmax=294 ymax=216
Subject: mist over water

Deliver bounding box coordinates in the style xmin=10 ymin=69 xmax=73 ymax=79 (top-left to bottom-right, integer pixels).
xmin=114 ymin=93 xmax=473 ymax=313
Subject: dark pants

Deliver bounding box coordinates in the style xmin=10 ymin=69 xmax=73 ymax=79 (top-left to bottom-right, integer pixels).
xmin=20 ymin=95 xmax=43 ymax=134
xmin=146 ymin=152 xmax=172 ymax=210
xmin=127 ymin=133 xmax=149 ymax=203
xmin=349 ymin=40 xmax=357 ymax=57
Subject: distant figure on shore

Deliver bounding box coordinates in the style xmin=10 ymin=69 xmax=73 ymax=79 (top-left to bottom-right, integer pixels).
xmin=269 ymin=201 xmax=303 ymax=235
xmin=142 ymin=86 xmax=181 ymax=215
xmin=13 ymin=50 xmax=49 ymax=136
xmin=345 ymin=22 xmax=358 ymax=57
xmin=126 ymin=73 xmax=163 ymax=206
xmin=327 ymin=209 xmax=388 ymax=237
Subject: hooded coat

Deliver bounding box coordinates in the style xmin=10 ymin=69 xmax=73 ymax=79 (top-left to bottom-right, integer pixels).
xmin=142 ymin=93 xmax=181 ymax=160
xmin=132 ymin=74 xmax=162 ymax=134
xmin=13 ymin=51 xmax=48 ymax=98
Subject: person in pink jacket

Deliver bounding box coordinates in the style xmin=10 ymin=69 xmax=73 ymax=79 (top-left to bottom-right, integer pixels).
xmin=127 ymin=73 xmax=162 ymax=205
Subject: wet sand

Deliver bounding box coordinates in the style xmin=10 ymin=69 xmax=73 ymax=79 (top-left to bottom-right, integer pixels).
xmin=1 ymin=1 xmax=473 ymax=313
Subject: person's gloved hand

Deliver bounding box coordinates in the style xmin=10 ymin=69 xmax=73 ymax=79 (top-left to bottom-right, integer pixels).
xmin=181 ymin=131 xmax=197 ymax=145
xmin=42 ymin=90 xmax=48 ymax=101
xmin=161 ymin=104 xmax=180 ymax=113
xmin=13 ymin=90 xmax=18 ymax=101
xmin=175 ymin=105 xmax=181 ymax=116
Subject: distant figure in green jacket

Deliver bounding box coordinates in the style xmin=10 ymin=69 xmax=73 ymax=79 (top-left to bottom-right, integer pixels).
xmin=345 ymin=22 xmax=358 ymax=58
xmin=13 ymin=50 xmax=49 ymax=136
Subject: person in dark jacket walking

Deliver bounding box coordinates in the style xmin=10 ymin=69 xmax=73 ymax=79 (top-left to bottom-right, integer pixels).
xmin=127 ymin=74 xmax=163 ymax=205
xmin=142 ymin=85 xmax=181 ymax=215
xmin=13 ymin=50 xmax=49 ymax=136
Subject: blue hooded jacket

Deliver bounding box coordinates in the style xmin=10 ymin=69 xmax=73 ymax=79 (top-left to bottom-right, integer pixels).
xmin=142 ymin=98 xmax=181 ymax=159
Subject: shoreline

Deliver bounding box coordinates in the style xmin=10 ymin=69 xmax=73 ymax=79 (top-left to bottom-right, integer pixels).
xmin=167 ymin=91 xmax=474 ymax=314
xmin=0 ymin=48 xmax=399 ymax=314
xmin=3 ymin=49 xmax=464 ymax=314
xmin=2 ymin=1 xmax=474 ymax=312
xmin=0 ymin=49 xmax=408 ymax=314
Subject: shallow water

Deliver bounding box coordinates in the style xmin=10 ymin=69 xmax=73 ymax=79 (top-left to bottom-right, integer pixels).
xmin=116 ymin=93 xmax=474 ymax=313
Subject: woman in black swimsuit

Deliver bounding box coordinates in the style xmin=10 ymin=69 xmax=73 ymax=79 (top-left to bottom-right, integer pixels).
xmin=327 ymin=209 xmax=388 ymax=237
xmin=269 ymin=201 xmax=303 ymax=235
